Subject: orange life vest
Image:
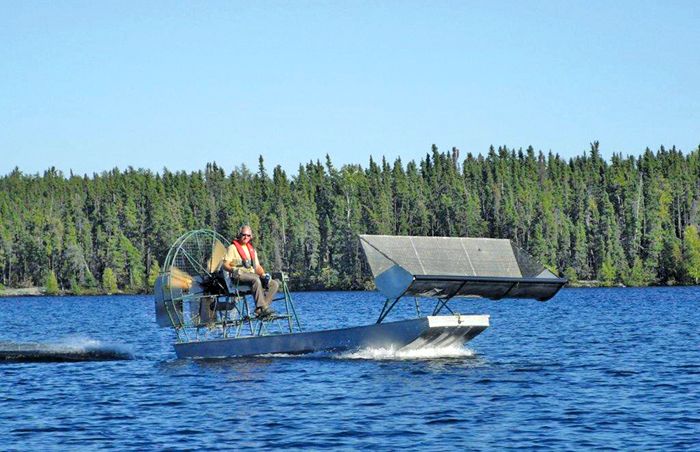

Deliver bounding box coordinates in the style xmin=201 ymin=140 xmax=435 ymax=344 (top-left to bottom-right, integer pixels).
xmin=232 ymin=239 xmax=256 ymax=268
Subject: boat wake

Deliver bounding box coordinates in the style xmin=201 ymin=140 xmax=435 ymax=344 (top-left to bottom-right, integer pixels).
xmin=0 ymin=337 xmax=134 ymax=363
xmin=337 ymin=344 xmax=476 ymax=361
xmin=253 ymin=345 xmax=476 ymax=361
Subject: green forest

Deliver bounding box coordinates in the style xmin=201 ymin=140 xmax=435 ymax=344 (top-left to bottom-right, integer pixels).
xmin=2 ymin=142 xmax=700 ymax=294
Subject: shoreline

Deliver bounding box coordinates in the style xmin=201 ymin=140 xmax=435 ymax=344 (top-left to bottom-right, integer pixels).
xmin=0 ymin=282 xmax=695 ymax=297
xmin=0 ymin=287 xmax=143 ymax=297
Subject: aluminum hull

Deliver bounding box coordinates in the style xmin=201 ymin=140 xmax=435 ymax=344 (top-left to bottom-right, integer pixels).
xmin=174 ymin=315 xmax=489 ymax=358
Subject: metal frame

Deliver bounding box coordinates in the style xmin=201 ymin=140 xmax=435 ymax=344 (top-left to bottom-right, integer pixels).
xmin=360 ymin=234 xmax=567 ymax=324
xmin=160 ymin=231 xmax=567 ymax=337
xmin=158 ymin=229 xmax=302 ymax=344
xmin=374 ymin=274 xmax=565 ymax=323
xmin=376 ymin=292 xmax=457 ymax=323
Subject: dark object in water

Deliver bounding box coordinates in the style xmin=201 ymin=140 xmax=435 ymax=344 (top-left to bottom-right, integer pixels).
xmin=0 ymin=341 xmax=132 ymax=362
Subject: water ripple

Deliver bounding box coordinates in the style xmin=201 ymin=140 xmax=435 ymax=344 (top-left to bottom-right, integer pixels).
xmin=0 ymin=288 xmax=699 ymax=449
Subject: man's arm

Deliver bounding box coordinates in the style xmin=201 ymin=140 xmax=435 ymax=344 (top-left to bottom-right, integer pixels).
xmin=254 ymin=254 xmax=265 ymax=277
xmin=255 ymin=262 xmax=271 ymax=288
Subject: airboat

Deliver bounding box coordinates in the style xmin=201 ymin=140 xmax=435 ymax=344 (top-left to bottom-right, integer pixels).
xmin=154 ymin=230 xmax=566 ymax=359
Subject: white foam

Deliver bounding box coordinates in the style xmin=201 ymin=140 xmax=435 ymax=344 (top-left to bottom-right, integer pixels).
xmin=248 ymin=346 xmax=476 ymax=361
xmin=54 ymin=336 xmax=134 ymax=356
xmin=337 ymin=344 xmax=475 ymax=361
xmin=55 ymin=337 xmax=103 ymax=350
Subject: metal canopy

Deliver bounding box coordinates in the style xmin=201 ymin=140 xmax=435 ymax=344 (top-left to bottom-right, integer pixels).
xmin=359 ymin=235 xmax=566 ymax=302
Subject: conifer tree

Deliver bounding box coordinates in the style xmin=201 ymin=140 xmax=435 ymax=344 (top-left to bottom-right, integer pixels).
xmin=147 ymin=261 xmax=161 ymax=288
xmin=45 ymin=270 xmax=59 ymax=295
xmin=102 ymin=268 xmax=118 ymax=294
xmin=683 ymin=225 xmax=700 ymax=284
xmin=1 ymin=144 xmax=700 ymax=290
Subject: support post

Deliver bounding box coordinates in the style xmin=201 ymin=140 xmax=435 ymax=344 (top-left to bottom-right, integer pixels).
xmin=432 ymin=297 xmax=456 ymax=315
xmin=377 ymin=297 xmax=401 ymax=324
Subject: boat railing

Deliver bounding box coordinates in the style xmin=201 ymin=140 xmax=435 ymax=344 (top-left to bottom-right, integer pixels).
xmin=155 ymin=270 xmax=302 ymax=343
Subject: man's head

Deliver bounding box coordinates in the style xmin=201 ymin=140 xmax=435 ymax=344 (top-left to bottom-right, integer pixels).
xmin=238 ymin=225 xmax=253 ymax=243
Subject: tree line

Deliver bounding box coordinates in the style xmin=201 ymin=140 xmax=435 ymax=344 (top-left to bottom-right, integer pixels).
xmin=2 ymin=142 xmax=700 ymax=294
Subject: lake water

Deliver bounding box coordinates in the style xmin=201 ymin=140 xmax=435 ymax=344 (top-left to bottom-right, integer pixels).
xmin=1 ymin=288 xmax=698 ymax=450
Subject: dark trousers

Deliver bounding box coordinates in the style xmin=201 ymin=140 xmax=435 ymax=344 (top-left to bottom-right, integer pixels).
xmin=235 ymin=272 xmax=279 ymax=309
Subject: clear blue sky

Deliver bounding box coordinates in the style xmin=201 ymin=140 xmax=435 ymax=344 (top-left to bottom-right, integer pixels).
xmin=1 ymin=1 xmax=698 ymax=176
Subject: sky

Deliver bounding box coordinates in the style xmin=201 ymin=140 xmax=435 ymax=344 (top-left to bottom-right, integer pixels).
xmin=1 ymin=1 xmax=699 ymax=177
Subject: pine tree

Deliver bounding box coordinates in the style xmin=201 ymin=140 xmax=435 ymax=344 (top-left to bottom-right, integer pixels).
xmin=683 ymin=225 xmax=700 ymax=284
xmin=623 ymin=257 xmax=652 ymax=287
xmin=147 ymin=260 xmax=161 ymax=288
xmin=1 ymin=144 xmax=700 ymax=290
xmin=102 ymin=268 xmax=118 ymax=294
xmin=599 ymin=257 xmax=616 ymax=287
xmin=45 ymin=270 xmax=59 ymax=295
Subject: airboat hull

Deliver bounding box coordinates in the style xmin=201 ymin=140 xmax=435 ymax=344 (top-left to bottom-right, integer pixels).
xmin=173 ymin=315 xmax=489 ymax=359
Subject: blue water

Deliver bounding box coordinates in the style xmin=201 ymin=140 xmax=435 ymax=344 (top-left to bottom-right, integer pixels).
xmin=1 ymin=288 xmax=698 ymax=450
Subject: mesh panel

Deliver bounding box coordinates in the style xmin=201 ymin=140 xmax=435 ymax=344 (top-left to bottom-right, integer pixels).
xmin=411 ymin=237 xmax=475 ymax=276
xmin=360 ymin=235 xmax=529 ymax=278
xmin=360 ymin=234 xmax=564 ymax=301
xmin=172 ymin=233 xmax=213 ymax=278
xmin=459 ymin=238 xmax=522 ymax=277
xmin=511 ymin=243 xmax=547 ymax=277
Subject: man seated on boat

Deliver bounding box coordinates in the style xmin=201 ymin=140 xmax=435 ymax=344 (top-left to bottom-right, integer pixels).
xmin=222 ymin=225 xmax=279 ymax=319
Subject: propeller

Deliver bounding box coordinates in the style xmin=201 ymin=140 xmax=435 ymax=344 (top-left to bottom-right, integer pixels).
xmin=168 ymin=266 xmax=194 ymax=290
xmin=208 ymin=240 xmax=227 ymax=273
